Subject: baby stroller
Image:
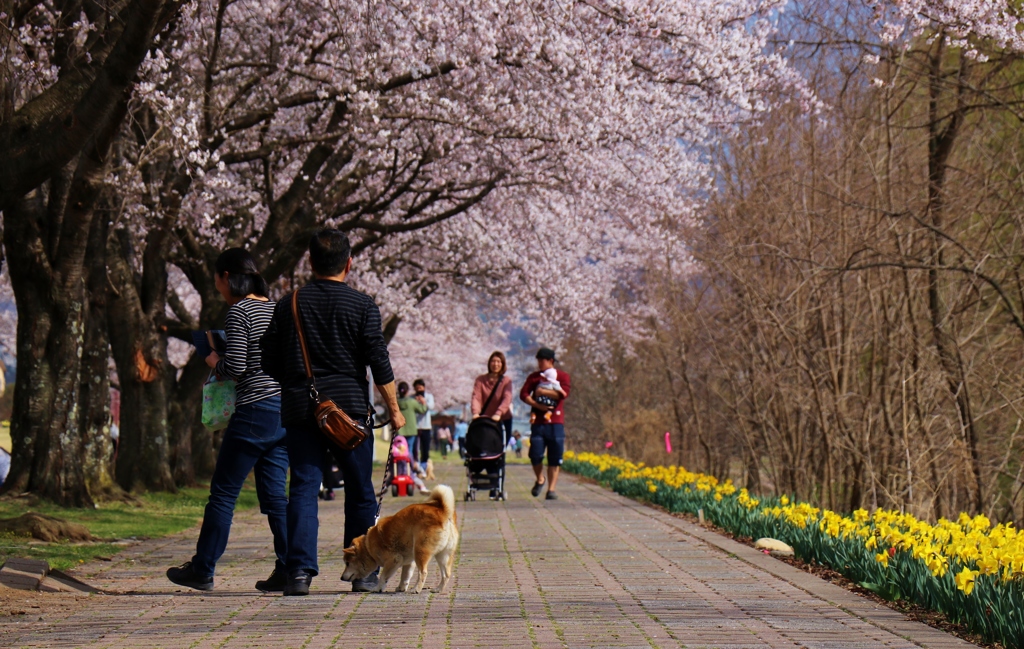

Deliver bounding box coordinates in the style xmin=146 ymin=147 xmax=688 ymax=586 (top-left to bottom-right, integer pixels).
xmin=387 ymin=435 xmax=417 ymax=497
xmin=463 ymin=418 xmax=507 ymax=501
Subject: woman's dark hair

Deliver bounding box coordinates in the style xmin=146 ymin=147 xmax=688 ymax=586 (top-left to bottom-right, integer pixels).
xmin=398 ymin=381 xmax=409 ymax=397
xmin=309 ymin=228 xmax=351 ymax=276
xmin=487 ymin=351 xmax=507 ymax=375
xmin=215 ymin=248 xmax=269 ymax=298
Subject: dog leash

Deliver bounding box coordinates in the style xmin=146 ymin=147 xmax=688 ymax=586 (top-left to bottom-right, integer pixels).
xmin=371 ymin=413 xmax=396 ymax=524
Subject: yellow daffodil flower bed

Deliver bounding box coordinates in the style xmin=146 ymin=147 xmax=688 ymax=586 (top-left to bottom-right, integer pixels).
xmin=563 ymin=451 xmax=1024 ymax=648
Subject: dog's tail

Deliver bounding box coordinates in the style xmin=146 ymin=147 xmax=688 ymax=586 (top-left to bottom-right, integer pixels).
xmin=428 ymin=484 xmax=456 ymax=521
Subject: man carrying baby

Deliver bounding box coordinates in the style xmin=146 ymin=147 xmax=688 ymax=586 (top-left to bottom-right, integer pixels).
xmin=520 ymin=347 xmax=571 ymax=500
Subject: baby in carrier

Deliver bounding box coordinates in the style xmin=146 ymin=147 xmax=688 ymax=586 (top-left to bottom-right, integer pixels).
xmin=530 ymin=368 xmax=566 ymax=424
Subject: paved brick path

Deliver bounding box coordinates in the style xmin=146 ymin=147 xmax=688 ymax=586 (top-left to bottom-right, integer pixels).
xmin=1 ymin=459 xmax=975 ymax=648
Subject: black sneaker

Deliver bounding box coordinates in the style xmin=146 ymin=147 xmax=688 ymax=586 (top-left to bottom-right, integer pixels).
xmin=545 ymin=491 xmax=558 ymax=500
xmin=255 ymin=567 xmax=287 ymax=592
xmin=166 ymin=561 xmax=213 ymax=591
xmin=531 ymin=481 xmax=545 ymax=498
xmin=283 ymin=570 xmax=313 ymax=596
xmin=351 ymin=570 xmax=379 ymax=593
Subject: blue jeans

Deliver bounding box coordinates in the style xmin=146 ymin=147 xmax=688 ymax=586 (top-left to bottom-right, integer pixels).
xmin=285 ymin=422 xmax=375 ymax=576
xmin=191 ymin=395 xmax=288 ymax=577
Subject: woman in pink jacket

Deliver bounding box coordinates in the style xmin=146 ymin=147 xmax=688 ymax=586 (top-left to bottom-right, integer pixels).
xmin=472 ymin=351 xmax=514 ymax=442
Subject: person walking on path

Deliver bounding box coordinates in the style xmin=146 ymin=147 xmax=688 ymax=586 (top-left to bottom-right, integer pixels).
xmin=397 ymin=381 xmax=426 ymax=442
xmin=472 ymin=351 xmax=513 ymax=429
xmin=260 ymin=229 xmax=406 ymax=596
xmin=455 ymin=418 xmax=469 ymax=458
xmin=167 ymin=249 xmax=289 ymax=593
xmin=520 ymin=347 xmax=571 ymax=500
xmin=412 ymin=378 xmax=435 ymax=465
xmin=437 ymin=425 xmax=452 ymax=458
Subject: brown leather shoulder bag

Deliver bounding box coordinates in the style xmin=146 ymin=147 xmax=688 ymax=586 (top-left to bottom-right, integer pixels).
xmin=291 ymin=290 xmax=368 ymax=451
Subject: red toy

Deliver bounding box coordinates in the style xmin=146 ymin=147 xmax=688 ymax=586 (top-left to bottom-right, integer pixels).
xmin=388 ymin=435 xmax=417 ymax=497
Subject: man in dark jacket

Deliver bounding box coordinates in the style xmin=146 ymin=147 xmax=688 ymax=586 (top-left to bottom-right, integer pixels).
xmin=261 ymin=229 xmax=406 ymax=596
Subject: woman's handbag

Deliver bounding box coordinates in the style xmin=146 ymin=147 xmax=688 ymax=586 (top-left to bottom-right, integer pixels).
xmin=291 ymin=291 xmax=368 ymax=451
xmin=201 ymin=375 xmax=236 ymax=431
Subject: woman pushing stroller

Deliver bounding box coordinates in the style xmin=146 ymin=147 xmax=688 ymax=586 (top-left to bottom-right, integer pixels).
xmin=464 ymin=352 xmax=513 ymax=500
xmin=472 ymin=352 xmax=513 ymax=430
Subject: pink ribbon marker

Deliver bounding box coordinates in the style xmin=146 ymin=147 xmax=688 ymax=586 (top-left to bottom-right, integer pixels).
xmin=664 ymin=431 xmax=672 ymax=454
xmin=604 ymin=441 xmax=613 ymax=449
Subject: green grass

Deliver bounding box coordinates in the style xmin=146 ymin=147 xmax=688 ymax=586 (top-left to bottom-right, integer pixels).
xmin=0 ymin=484 xmax=258 ymax=571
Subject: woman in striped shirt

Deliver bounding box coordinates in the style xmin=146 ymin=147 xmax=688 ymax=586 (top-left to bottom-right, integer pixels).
xmin=167 ymin=248 xmax=289 ymax=593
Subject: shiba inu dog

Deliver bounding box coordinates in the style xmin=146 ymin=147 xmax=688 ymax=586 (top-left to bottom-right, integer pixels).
xmin=341 ymin=484 xmax=458 ymax=593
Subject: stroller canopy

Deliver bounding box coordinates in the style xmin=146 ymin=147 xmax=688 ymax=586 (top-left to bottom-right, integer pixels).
xmin=464 ymin=419 xmax=505 ymax=459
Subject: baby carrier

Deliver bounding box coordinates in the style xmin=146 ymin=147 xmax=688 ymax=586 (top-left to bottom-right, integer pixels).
xmin=463 ymin=377 xmax=508 ymax=501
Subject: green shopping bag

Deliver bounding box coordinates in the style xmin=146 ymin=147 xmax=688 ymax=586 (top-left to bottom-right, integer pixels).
xmin=202 ymin=376 xmax=236 ymax=430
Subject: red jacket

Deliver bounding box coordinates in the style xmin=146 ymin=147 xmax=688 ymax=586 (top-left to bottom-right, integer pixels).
xmin=520 ymin=368 xmax=571 ymax=425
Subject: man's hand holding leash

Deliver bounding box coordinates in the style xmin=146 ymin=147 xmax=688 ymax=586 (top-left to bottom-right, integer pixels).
xmin=377 ymin=381 xmax=406 ymax=432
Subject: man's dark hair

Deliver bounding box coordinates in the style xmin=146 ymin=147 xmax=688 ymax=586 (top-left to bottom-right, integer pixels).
xmin=536 ymin=347 xmax=557 ymax=362
xmin=398 ymin=381 xmax=409 ymax=397
xmin=309 ymin=228 xmax=351 ymax=276
xmin=413 ymin=379 xmax=425 ymax=388
xmin=215 ymin=248 xmax=269 ymax=297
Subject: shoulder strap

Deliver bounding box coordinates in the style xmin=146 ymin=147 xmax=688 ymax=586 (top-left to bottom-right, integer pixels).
xmin=481 ymin=374 xmax=504 ymax=414
xmin=291 ymin=291 xmax=320 ymax=402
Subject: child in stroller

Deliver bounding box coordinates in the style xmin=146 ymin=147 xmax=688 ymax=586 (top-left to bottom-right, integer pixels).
xmin=463 ymin=418 xmax=507 ymax=501
xmin=388 ymin=435 xmax=429 ymax=497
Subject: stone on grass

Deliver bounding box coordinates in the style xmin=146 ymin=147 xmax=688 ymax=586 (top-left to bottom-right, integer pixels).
xmin=0 ymin=557 xmax=49 ymax=591
xmin=0 ymin=558 xmax=99 ymax=593
xmin=754 ymin=538 xmax=795 ymax=556
xmin=39 ymin=570 xmax=98 ymax=593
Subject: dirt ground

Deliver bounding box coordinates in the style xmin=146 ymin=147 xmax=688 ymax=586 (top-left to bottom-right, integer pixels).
xmin=0 ymin=585 xmax=91 ymax=620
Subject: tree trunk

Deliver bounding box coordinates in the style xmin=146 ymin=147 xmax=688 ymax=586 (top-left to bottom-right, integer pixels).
xmin=112 ymin=366 xmax=175 ymax=492
xmin=79 ymin=204 xmax=118 ymax=498
xmin=168 ymin=358 xmax=211 ymax=484
xmin=923 ymin=49 xmax=984 ymax=513
xmin=2 ymin=194 xmax=93 ymax=505
xmin=106 ymin=230 xmax=175 ymax=492
xmin=2 ymin=95 xmax=125 ymax=504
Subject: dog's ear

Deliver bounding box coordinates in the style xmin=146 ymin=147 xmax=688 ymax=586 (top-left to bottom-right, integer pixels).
xmin=343 ymin=546 xmax=356 ymax=560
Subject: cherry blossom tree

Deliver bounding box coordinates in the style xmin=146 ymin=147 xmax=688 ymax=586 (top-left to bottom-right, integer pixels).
xmin=0 ymin=1 xmax=183 ymax=504
xmin=7 ymin=0 xmax=1023 ymax=500
xmin=96 ymin=0 xmax=801 ymax=489
xmin=871 ymin=0 xmax=1024 ymax=52
xmin=386 ymin=310 xmax=507 ymax=411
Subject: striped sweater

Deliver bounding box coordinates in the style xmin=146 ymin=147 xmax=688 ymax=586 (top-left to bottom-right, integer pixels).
xmin=260 ymin=279 xmax=395 ymax=428
xmin=214 ymin=298 xmax=281 ymax=407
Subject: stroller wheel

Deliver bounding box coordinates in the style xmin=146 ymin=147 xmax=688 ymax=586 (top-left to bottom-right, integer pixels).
xmin=391 ymin=485 xmax=398 ymax=497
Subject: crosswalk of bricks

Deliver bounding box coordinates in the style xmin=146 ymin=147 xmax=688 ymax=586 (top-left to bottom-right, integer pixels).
xmin=0 ymin=459 xmax=975 ymax=648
